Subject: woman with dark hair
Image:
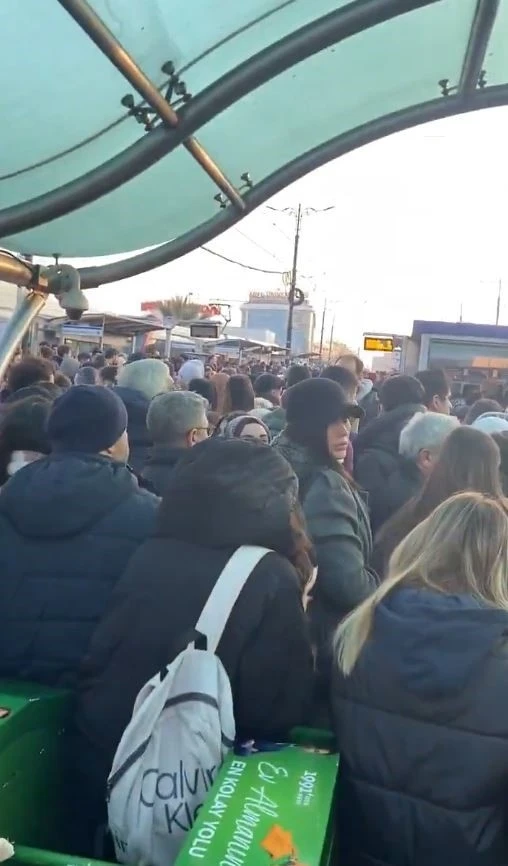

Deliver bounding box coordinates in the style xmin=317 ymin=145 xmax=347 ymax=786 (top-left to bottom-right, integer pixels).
xmin=76 ymin=438 xmax=315 ymax=797
xmin=273 ymin=377 xmax=378 ymax=687
xmin=188 ymin=377 xmax=218 ymax=411
xmin=0 ymin=397 xmax=52 ymax=484
xmin=222 ymin=374 xmax=255 ymax=414
xmin=372 ymin=425 xmax=503 ymax=577
xmin=218 ymin=412 xmax=271 ymax=443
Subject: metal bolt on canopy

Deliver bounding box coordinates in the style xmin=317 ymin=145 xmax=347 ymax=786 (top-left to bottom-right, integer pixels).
xmin=57 ymin=0 xmax=245 ymax=212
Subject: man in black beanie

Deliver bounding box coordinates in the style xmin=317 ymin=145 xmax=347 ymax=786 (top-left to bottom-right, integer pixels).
xmin=0 ymin=385 xmax=159 ymax=688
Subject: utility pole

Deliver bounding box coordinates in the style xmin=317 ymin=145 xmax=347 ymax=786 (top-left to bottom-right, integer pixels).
xmin=319 ymin=298 xmax=327 ymax=358
xmin=496 ymin=278 xmax=502 ymax=325
xmin=328 ymin=311 xmax=336 ymax=362
xmin=286 ymin=203 xmax=302 ymax=357
xmin=267 ymin=203 xmax=334 ymax=358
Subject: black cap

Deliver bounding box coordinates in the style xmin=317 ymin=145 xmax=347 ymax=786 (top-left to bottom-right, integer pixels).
xmin=47 ymin=386 xmax=128 ymax=454
xmin=286 ymin=378 xmax=363 ymax=433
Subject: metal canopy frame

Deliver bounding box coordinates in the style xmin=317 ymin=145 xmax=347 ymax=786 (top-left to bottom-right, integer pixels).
xmin=80 ymin=84 xmax=508 ymax=288
xmin=0 ymin=0 xmax=505 ymax=373
xmin=0 ymin=0 xmax=438 ymax=238
xmin=458 ymin=0 xmax=500 ymax=93
xmin=57 ymin=0 xmax=245 ymax=212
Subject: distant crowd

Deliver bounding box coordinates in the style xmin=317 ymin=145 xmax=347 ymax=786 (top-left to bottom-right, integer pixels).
xmin=0 ymin=343 xmax=508 ymax=864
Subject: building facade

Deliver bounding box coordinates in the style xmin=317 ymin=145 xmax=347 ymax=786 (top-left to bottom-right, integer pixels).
xmin=240 ymin=291 xmax=315 ymax=354
xmin=401 ymin=320 xmax=508 ymax=386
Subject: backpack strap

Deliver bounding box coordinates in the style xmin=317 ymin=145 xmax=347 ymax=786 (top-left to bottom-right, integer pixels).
xmin=193 ymin=546 xmax=270 ymax=655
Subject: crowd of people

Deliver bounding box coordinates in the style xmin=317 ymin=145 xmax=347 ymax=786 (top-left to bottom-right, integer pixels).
xmin=1 ymin=341 xmax=508 ymax=865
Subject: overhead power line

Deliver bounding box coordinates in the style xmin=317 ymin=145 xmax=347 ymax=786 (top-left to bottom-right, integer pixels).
xmin=200 ymin=245 xmax=285 ymax=275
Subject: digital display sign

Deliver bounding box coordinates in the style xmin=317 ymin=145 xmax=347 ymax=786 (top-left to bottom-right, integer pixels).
xmin=363 ymin=336 xmax=395 ymax=352
xmin=190 ymin=322 xmax=220 ymax=339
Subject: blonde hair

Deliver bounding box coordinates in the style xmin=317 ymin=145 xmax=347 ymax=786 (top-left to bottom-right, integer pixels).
xmin=337 ymin=492 xmax=508 ymax=676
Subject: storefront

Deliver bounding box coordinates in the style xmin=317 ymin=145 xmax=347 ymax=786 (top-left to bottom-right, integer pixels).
xmin=402 ymin=321 xmax=508 ymax=386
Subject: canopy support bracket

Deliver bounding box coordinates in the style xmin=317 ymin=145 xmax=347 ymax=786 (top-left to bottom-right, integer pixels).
xmin=0 ymin=254 xmax=90 ymax=376
xmin=458 ymin=0 xmax=500 ymax=94
xmin=56 ymin=0 xmax=245 ymax=211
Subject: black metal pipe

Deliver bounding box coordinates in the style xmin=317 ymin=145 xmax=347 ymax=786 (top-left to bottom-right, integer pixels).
xmin=458 ymin=0 xmax=500 ymax=93
xmin=57 ymin=0 xmax=244 ymax=211
xmin=79 ymin=84 xmax=508 ymax=289
xmin=0 ymin=0 xmax=438 ymax=240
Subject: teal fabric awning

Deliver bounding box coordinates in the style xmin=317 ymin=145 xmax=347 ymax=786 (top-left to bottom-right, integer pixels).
xmin=0 ymin=0 xmax=507 ymax=286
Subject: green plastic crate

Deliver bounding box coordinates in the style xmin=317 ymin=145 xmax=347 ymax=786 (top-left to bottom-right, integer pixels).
xmin=0 ymin=681 xmax=72 ymax=851
xmin=0 ymin=682 xmax=339 ymax=866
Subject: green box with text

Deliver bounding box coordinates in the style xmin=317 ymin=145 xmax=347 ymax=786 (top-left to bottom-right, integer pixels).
xmin=176 ymin=745 xmax=339 ymax=866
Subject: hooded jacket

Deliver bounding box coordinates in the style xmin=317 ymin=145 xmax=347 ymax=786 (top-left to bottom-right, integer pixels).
xmin=273 ymin=432 xmax=377 ymax=679
xmin=333 ymin=588 xmax=508 ymax=866
xmin=5 ymin=382 xmax=63 ymax=404
xmin=0 ymin=453 xmax=158 ymax=688
xmin=114 ymin=385 xmax=152 ymax=473
xmin=141 ymin=443 xmax=188 ymax=496
xmin=76 ymin=438 xmax=314 ymax=789
xmin=357 ymin=380 xmax=380 ymax=428
xmin=265 ymin=407 xmax=287 ymax=437
xmin=354 ymin=402 xmax=425 ymax=534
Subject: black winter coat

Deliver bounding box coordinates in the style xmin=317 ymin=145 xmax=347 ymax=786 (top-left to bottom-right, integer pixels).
xmin=273 ymin=434 xmax=377 ymax=676
xmin=0 ymin=453 xmax=159 ymax=687
xmin=354 ymin=403 xmax=425 ymax=534
xmin=114 ymin=386 xmax=152 ymax=473
xmin=76 ymin=440 xmax=314 ymax=790
xmin=333 ymin=588 xmax=508 ymax=866
xmin=142 ymin=443 xmax=188 ymax=496
xmin=77 ymin=543 xmax=314 ymax=786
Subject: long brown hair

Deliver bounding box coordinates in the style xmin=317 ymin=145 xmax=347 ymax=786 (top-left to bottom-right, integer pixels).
xmin=288 ymin=504 xmax=315 ymax=591
xmin=374 ymin=426 xmax=502 ymax=573
xmin=337 ymin=492 xmax=508 ymax=675
xmin=212 ymin=372 xmax=229 ymax=416
xmin=223 ymin=375 xmax=255 ymax=414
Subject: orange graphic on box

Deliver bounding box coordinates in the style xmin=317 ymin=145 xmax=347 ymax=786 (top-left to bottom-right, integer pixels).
xmin=261 ymin=825 xmax=308 ymax=865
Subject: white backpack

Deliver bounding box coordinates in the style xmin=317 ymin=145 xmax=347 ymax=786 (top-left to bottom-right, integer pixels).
xmin=107 ymin=545 xmax=270 ymax=866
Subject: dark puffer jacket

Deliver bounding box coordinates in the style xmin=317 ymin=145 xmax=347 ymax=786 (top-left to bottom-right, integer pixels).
xmin=333 ymin=588 xmax=508 ymax=866
xmin=0 ymin=453 xmax=159 ymax=687
xmin=76 ymin=438 xmax=314 ymax=790
xmin=114 ymin=386 xmax=152 ymax=473
xmin=273 ymin=432 xmax=377 ymax=677
xmin=354 ymin=403 xmax=425 ymax=534
xmin=265 ymin=407 xmax=286 ymax=438
xmin=142 ymin=443 xmax=188 ymax=497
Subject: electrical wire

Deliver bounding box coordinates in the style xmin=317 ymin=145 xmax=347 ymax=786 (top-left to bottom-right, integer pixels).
xmin=200 ymin=245 xmax=285 ymax=274
xmin=270 ymin=221 xmax=294 ymax=244
xmin=233 ymin=227 xmax=286 ymax=264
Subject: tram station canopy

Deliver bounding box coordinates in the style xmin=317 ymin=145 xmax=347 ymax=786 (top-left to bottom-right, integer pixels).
xmin=1 ymin=0 xmax=507 ymax=287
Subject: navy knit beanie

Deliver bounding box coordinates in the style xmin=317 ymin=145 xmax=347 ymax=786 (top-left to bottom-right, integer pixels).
xmin=47 ymin=385 xmax=128 ymax=454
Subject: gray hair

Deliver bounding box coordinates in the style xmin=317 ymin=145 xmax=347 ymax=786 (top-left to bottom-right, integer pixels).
xmin=147 ymin=391 xmax=208 ymax=445
xmin=399 ymin=411 xmax=459 ymax=460
xmin=117 ymin=359 xmax=173 ymax=401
